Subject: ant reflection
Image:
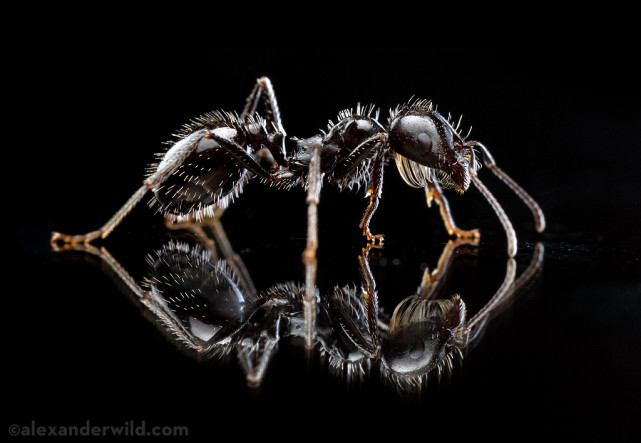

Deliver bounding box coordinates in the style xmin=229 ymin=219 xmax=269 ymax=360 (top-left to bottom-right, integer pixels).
xmin=56 ymin=218 xmax=543 ymax=391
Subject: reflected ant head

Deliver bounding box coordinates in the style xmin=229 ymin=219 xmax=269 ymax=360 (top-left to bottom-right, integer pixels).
xmin=388 ymin=99 xmax=478 ymax=193
xmin=380 ymin=294 xmax=468 ymax=383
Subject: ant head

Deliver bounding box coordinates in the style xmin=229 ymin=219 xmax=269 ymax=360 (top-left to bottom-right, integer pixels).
xmin=380 ymin=295 xmax=466 ymax=383
xmin=388 ymin=101 xmax=476 ymax=192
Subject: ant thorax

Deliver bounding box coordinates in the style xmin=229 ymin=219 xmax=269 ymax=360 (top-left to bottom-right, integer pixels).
xmin=322 ymin=106 xmax=385 ymax=190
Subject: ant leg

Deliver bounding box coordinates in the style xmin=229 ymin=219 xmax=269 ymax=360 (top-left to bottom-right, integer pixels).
xmin=357 ymin=245 xmax=380 ymax=355
xmin=416 ymin=238 xmax=479 ymax=300
xmin=332 ymin=133 xmax=386 ymax=178
xmin=359 ymin=151 xmax=385 ymax=245
xmin=51 ymin=184 xmax=149 ymax=249
xmin=242 ymin=76 xmax=285 ymax=135
xmin=163 ymin=207 xmax=226 ymax=253
xmin=59 ymin=242 xmax=205 ymax=351
xmin=51 ymin=132 xmax=203 ymax=248
xmin=207 ymin=215 xmax=258 ymax=299
xmin=164 ymin=209 xmax=258 ymax=299
xmin=206 ymin=132 xmax=273 ymax=180
xmin=426 ymin=181 xmax=480 ymax=240
xmin=330 ymin=133 xmax=387 ymax=244
xmin=302 ymin=144 xmax=322 ymax=349
xmin=243 ymin=77 xmax=287 ymax=166
xmin=237 ymin=337 xmax=279 ymax=387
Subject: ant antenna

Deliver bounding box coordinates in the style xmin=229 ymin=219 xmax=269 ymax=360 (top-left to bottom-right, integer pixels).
xmin=472 ymin=176 xmax=518 ymax=257
xmin=470 ymin=141 xmax=546 ymax=233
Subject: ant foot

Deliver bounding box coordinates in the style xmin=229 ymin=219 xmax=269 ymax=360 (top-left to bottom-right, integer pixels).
xmin=51 ymin=231 xmax=74 ymax=249
xmin=50 ymin=231 xmax=100 ymax=252
xmin=363 ymin=231 xmax=385 ymax=248
xmin=449 ymin=228 xmax=480 ymax=241
xmin=50 ymin=232 xmax=89 ymax=252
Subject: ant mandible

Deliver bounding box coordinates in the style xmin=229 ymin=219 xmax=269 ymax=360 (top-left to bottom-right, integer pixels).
xmin=51 ymin=77 xmax=545 ymax=347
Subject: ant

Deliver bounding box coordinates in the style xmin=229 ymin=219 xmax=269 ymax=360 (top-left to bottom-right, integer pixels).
xmin=57 ymin=218 xmax=543 ymax=390
xmin=51 ymin=77 xmax=545 ymax=348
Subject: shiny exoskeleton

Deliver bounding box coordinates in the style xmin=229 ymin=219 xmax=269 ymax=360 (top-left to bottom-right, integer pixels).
xmin=51 ymin=76 xmax=544 ymax=251
xmin=51 ymin=77 xmax=546 ymax=349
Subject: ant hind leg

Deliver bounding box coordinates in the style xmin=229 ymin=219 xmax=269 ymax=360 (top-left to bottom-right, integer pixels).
xmin=51 ymin=184 xmax=149 ymax=250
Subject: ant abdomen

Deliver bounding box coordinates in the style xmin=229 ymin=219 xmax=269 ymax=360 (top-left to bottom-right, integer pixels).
xmin=152 ymin=125 xmax=249 ymax=217
xmin=142 ymin=241 xmax=251 ymax=349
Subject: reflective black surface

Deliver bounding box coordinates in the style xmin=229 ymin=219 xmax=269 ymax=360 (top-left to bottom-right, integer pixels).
xmin=9 ymin=48 xmax=640 ymax=441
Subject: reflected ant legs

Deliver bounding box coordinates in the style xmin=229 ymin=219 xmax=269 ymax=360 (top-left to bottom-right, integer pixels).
xmin=164 ymin=210 xmax=258 ymax=300
xmin=416 ymin=237 xmax=480 ymax=300
xmin=164 ymin=207 xmax=227 ymax=255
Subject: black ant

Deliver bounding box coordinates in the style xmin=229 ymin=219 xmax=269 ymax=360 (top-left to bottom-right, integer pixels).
xmin=51 ymin=77 xmax=545 ymax=347
xmin=57 ymin=218 xmax=543 ymax=390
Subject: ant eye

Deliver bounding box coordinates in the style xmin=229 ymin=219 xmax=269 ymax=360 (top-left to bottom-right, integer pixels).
xmin=417 ymin=132 xmax=433 ymax=152
xmin=409 ymin=340 xmax=425 ymax=359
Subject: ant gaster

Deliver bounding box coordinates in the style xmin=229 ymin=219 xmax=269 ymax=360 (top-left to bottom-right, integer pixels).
xmin=51 ymin=77 xmax=545 ymax=348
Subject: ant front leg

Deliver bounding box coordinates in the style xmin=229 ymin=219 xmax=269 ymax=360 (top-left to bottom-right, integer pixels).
xmin=426 ymin=180 xmax=480 ymax=240
xmin=359 ymin=150 xmax=386 ymax=246
xmin=331 ymin=133 xmax=388 ymax=245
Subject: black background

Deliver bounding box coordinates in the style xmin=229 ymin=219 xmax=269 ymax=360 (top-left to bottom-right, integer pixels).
xmin=8 ymin=48 xmax=641 ymax=441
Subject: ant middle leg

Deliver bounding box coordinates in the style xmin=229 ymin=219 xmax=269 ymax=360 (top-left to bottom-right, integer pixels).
xmin=302 ymin=144 xmax=322 ymax=348
xmin=163 ymin=207 xmax=258 ymax=299
xmin=163 ymin=206 xmax=227 ymax=252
